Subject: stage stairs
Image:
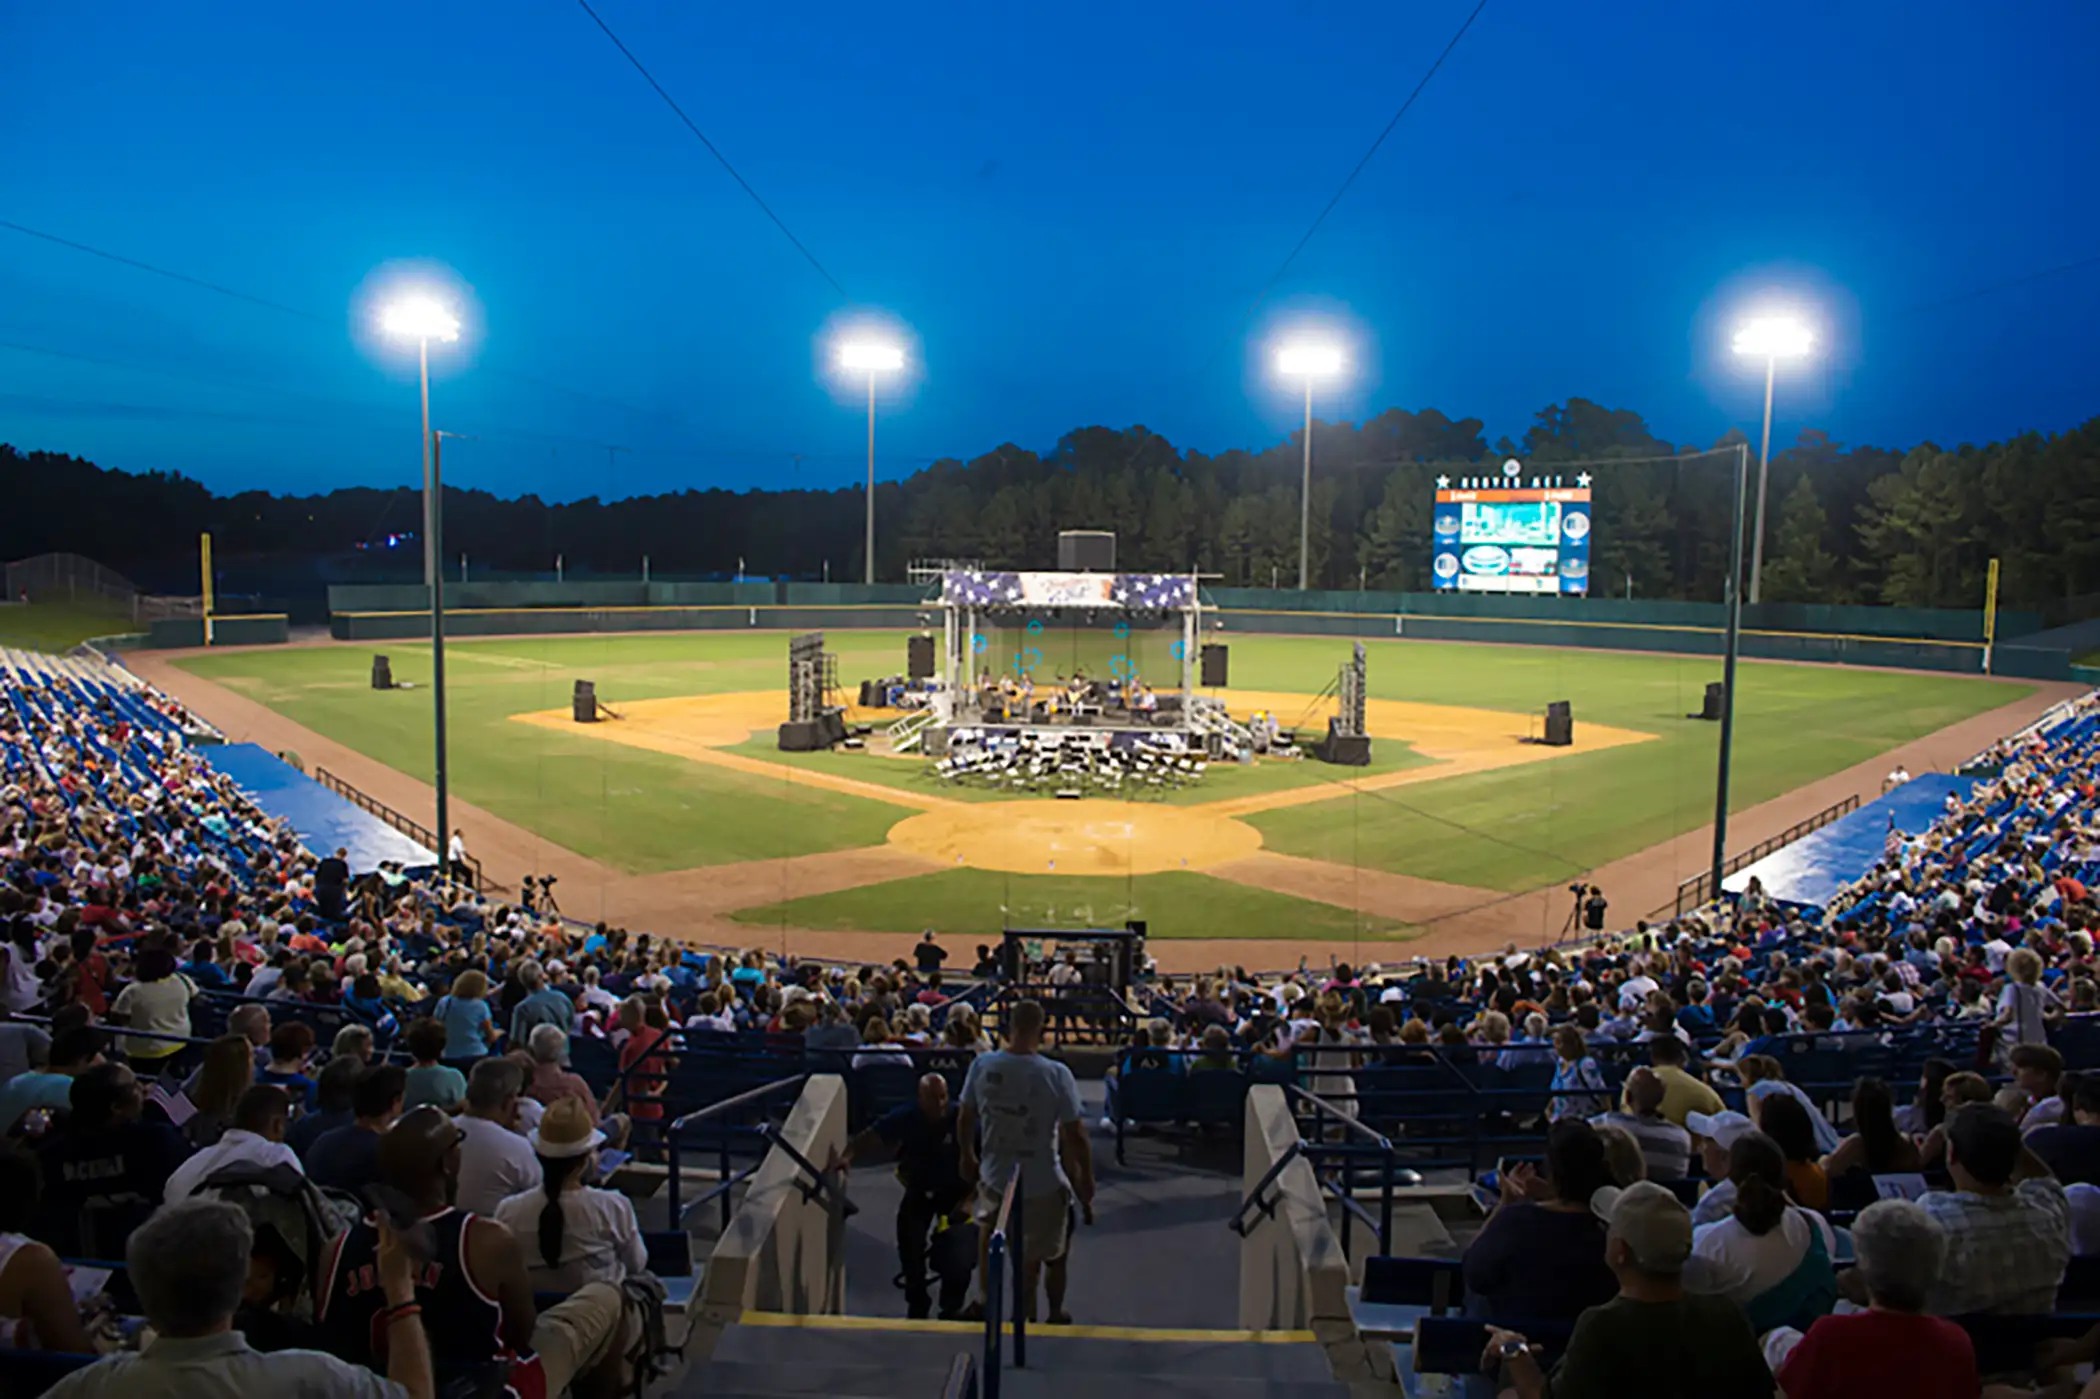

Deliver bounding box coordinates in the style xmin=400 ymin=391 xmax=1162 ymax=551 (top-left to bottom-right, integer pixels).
xmin=676 ymin=1313 xmax=1349 ymax=1399
xmin=888 ymin=708 xmax=938 ymax=753
xmin=1187 ymin=698 xmax=1255 ymax=761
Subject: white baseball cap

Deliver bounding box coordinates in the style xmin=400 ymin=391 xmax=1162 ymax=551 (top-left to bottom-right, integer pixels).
xmin=1685 ymin=1109 xmax=1758 ymax=1149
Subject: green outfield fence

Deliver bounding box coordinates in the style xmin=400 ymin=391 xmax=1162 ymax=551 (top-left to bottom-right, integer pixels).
xmin=306 ymin=580 xmax=2092 ymax=681
xmin=146 ymin=614 xmax=291 ymax=647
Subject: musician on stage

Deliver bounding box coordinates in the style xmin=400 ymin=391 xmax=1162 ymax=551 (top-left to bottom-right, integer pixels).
xmin=1130 ymin=680 xmax=1158 ymax=715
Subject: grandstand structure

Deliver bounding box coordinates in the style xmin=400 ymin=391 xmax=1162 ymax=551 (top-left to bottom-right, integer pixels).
xmin=8 ymin=633 xmax=2100 ymax=1397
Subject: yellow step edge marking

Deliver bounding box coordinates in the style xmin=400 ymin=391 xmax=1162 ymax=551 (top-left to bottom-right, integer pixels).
xmin=736 ymin=1311 xmax=1316 ymax=1343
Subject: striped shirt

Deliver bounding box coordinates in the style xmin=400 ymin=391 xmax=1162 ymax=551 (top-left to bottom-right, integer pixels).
xmin=1590 ymin=1110 xmax=1693 ymax=1180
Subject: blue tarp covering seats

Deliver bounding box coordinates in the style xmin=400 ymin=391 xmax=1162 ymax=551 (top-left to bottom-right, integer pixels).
xmin=201 ymin=743 xmax=435 ymax=874
xmin=1723 ymin=773 xmax=1975 ymax=913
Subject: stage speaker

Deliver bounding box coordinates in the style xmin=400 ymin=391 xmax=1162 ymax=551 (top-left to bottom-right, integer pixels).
xmin=907 ymin=634 xmax=936 ymax=680
xmin=858 ymin=679 xmax=877 ymax=708
xmin=777 ymin=719 xmax=825 ymax=751
xmin=1542 ymin=700 xmax=1573 ymax=747
xmin=1690 ymin=681 xmax=1725 ymax=721
xmin=818 ymin=709 xmax=849 ymax=746
xmin=1057 ymin=530 xmax=1116 ymax=572
xmin=1200 ymin=643 xmax=1229 ymax=688
xmin=1317 ymin=721 xmax=1373 ymax=767
xmin=573 ymin=679 xmax=598 ymax=724
xmin=371 ymin=655 xmax=393 ymax=691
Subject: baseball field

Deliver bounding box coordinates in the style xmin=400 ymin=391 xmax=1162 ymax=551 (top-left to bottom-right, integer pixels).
xmin=157 ymin=630 xmax=2040 ymax=952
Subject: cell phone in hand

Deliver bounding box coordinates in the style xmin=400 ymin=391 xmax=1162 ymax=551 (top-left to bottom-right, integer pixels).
xmin=363 ymin=1183 xmax=438 ymax=1263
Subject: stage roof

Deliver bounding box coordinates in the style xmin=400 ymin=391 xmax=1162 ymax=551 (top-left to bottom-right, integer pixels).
xmin=942 ymin=570 xmax=1195 ymax=610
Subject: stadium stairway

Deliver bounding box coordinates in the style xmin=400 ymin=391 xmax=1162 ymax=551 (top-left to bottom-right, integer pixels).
xmin=676 ymin=1313 xmax=1351 ymax=1399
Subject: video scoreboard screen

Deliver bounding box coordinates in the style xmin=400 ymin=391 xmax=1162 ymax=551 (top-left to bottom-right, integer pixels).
xmin=1431 ymin=467 xmax=1592 ymax=595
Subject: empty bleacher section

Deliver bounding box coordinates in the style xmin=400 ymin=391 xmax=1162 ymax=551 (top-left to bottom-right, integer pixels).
xmin=201 ymin=743 xmax=437 ymax=873
xmin=1721 ymin=772 xmax=1974 ymax=912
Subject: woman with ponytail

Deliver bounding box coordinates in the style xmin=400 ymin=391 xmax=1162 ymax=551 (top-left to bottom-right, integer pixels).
xmin=492 ymin=1096 xmax=648 ymax=1292
xmin=1689 ymin=1130 xmax=1838 ymax=1333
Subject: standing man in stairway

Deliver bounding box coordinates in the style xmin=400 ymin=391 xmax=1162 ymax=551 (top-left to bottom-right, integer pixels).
xmin=835 ymin=1071 xmax=975 ymax=1320
xmin=958 ymin=999 xmax=1095 ymax=1324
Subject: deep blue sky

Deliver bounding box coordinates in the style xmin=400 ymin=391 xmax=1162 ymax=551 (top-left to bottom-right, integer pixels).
xmin=3 ymin=0 xmax=2095 ymax=502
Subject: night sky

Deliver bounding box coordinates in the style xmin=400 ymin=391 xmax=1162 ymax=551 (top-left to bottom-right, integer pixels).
xmin=3 ymin=0 xmax=2095 ymax=502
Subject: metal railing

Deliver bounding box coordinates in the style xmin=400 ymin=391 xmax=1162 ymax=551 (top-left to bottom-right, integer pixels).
xmin=1666 ymin=792 xmax=1861 ymax=916
xmin=312 ymin=766 xmax=486 ymax=891
xmin=981 ymin=1167 xmax=1025 ymax=1399
xmin=660 ymin=1073 xmax=841 ymax=1230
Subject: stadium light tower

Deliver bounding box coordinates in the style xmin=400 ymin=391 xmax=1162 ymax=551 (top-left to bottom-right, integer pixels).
xmin=839 ymin=340 xmax=905 ymax=585
xmin=379 ymin=292 xmax=462 ymax=883
xmin=1275 ymin=341 xmax=1347 ymax=590
xmin=1731 ymin=314 xmax=1814 ymax=605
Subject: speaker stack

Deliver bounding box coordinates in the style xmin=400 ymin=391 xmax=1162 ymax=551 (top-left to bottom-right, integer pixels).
xmin=1689 ymin=681 xmax=1725 ymax=721
xmin=1200 ymin=643 xmax=1229 ymax=688
xmin=371 ymin=655 xmax=394 ymax=691
xmin=573 ymin=679 xmax=599 ymax=724
xmin=907 ymin=635 xmax=936 ymax=680
xmin=1317 ymin=718 xmax=1373 ymax=766
xmin=776 ymin=720 xmax=825 ymax=751
xmin=1057 ymin=530 xmax=1117 ymax=572
xmin=1542 ymin=700 xmax=1574 ymax=747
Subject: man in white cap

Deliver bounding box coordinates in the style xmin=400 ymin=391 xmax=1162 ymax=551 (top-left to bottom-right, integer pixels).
xmin=1485 ymin=1181 xmax=1772 ymax=1399
xmin=1686 ymin=1110 xmax=1758 ymax=1226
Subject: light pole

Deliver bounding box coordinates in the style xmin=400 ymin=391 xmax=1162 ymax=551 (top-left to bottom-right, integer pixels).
xmin=1275 ymin=342 xmax=1346 ymax=590
xmin=379 ymin=294 xmax=461 ymax=876
xmin=1711 ymin=440 xmax=1750 ymax=905
xmin=839 ymin=341 xmax=904 ymax=585
xmin=1731 ymin=315 xmax=1813 ymax=604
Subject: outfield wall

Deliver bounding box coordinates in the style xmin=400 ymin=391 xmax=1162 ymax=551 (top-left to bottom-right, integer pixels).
xmin=321 ymin=582 xmax=2085 ymax=681
xmin=146 ymin=614 xmax=291 ymax=648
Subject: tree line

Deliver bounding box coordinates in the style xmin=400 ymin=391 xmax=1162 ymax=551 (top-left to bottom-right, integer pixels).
xmin=4 ymin=398 xmax=2096 ymax=611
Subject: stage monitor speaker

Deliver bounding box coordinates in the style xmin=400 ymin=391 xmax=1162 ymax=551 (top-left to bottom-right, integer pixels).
xmin=858 ymin=679 xmax=877 ymax=708
xmin=907 ymin=634 xmax=936 ymax=680
xmin=1690 ymin=681 xmax=1725 ymax=721
xmin=1057 ymin=530 xmax=1117 ymax=572
xmin=777 ymin=719 xmax=825 ymax=751
xmin=573 ymin=679 xmax=598 ymax=724
xmin=1200 ymin=643 xmax=1229 ymax=688
xmin=1542 ymin=699 xmax=1573 ymax=747
xmin=371 ymin=655 xmax=393 ymax=691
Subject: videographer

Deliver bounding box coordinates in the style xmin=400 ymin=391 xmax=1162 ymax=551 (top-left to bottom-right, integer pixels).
xmin=1583 ymin=885 xmax=1609 ymax=933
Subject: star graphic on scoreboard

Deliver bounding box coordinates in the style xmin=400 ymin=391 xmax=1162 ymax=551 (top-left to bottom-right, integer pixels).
xmin=1436 ymin=475 xmax=1450 ymax=489
xmin=1576 ymin=473 xmax=1592 ymax=487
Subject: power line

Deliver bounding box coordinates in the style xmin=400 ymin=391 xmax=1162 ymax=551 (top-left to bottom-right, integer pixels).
xmin=1230 ymin=0 xmax=1490 ymax=331
xmin=573 ymin=0 xmax=850 ymax=301
xmin=1891 ymin=250 xmax=2100 ymax=318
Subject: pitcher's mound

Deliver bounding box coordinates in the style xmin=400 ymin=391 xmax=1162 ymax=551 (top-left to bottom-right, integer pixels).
xmin=887 ymin=800 xmax=1262 ymax=876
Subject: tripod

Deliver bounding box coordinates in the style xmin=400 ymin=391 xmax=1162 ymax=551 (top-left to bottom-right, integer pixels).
xmin=1560 ymin=888 xmax=1586 ymax=942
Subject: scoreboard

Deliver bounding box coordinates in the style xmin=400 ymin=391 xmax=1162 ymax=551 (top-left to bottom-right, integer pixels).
xmin=1431 ymin=465 xmax=1592 ymax=595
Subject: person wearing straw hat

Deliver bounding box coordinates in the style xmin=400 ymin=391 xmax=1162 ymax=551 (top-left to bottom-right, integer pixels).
xmin=1484 ymin=1181 xmax=1771 ymax=1399
xmin=494 ymin=1096 xmax=646 ymax=1293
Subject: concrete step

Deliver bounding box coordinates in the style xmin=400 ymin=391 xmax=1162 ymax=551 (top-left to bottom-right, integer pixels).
xmin=677 ymin=1319 xmax=1349 ymax=1399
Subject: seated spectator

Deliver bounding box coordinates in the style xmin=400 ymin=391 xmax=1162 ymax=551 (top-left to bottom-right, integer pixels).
xmin=1920 ymin=1071 xmax=1999 ymax=1170
xmin=165 ymin=1084 xmax=301 ymax=1202
xmin=1895 ymin=1057 xmax=1957 ymax=1137
xmin=508 ymin=959 xmax=574 ymax=1046
xmin=1461 ymin=1119 xmax=1617 ymax=1325
xmin=432 ymin=969 xmax=498 ymax=1067
xmin=1191 ymin=1024 xmax=1237 ymax=1072
xmin=1819 ymin=1076 xmax=1922 ymax=1188
xmin=1916 ymin=1103 xmax=2071 ymax=1315
xmin=0 ymin=1025 xmax=103 ymax=1134
xmin=493 ymin=1097 xmax=646 ymax=1292
xmin=401 ymin=1017 xmax=467 ymax=1112
xmin=2029 ymin=1076 xmax=2100 ymax=1186
xmin=307 ymin=1064 xmax=407 ymax=1194
xmin=1485 ymin=1181 xmax=1772 ymax=1399
xmin=1774 ymin=1199 xmax=1978 ymax=1399
xmin=1737 ymin=1055 xmax=1840 ymax=1154
xmin=0 ymin=1003 xmax=51 ymax=1087
xmin=0 ymin=1146 xmax=95 ymax=1352
xmin=182 ymin=937 xmax=231 ymax=991
xmin=1752 ymin=1091 xmax=1831 ymax=1210
xmin=803 ymin=997 xmax=860 ymax=1051
xmin=340 ymin=972 xmax=393 ymax=1030
xmin=331 ymin=1023 xmax=377 ymax=1068
xmin=255 ymin=1022 xmax=318 ymax=1109
xmin=852 ymin=1015 xmax=912 ymax=1070
xmin=1547 ymin=1025 xmax=1610 ymax=1121
xmin=318 ymin=1107 xmax=632 ymax=1397
xmin=1588 ymin=1067 xmax=1691 ymax=1180
xmin=185 ymin=1033 xmax=260 ymax=1150
xmin=224 ymin=1003 xmax=273 ymax=1069
xmin=454 ymin=1060 xmax=542 ymax=1217
xmin=524 ymin=1023 xmax=601 ymax=1123
xmin=1640 ymin=1035 xmax=1723 ymax=1127
xmin=287 ymin=1055 xmax=361 ymax=1156
xmin=44 ymin=1196 xmax=433 ymax=1399
xmin=1688 ymin=1129 xmax=1838 ymax=1333
xmin=2009 ymin=1043 xmax=2066 ymax=1130
xmin=108 ymin=947 xmax=194 ymax=1072
xmin=35 ymin=1063 xmax=192 ymax=1255
xmin=614 ymin=998 xmax=671 ymax=1124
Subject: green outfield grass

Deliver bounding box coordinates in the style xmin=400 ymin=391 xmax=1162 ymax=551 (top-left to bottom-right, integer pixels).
xmin=729 ymin=868 xmax=1409 ymax=941
xmin=176 ymin=632 xmax=2031 ymax=907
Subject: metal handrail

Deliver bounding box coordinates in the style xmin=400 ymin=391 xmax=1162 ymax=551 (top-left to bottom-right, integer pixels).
xmin=940 ymin=1351 xmax=978 ymax=1399
xmin=1666 ymin=792 xmax=1861 ymax=915
xmin=982 ymin=1166 xmax=1025 ymax=1399
xmin=658 ymin=1071 xmax=808 ymax=1225
xmin=1284 ymin=1085 xmax=1395 ymax=1152
xmin=1227 ymin=1140 xmax=1303 ymax=1237
xmin=312 ymin=765 xmax=488 ymax=891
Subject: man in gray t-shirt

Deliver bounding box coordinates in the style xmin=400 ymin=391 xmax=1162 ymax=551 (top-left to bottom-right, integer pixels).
xmin=959 ymin=999 xmax=1095 ymax=1322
